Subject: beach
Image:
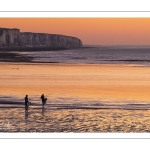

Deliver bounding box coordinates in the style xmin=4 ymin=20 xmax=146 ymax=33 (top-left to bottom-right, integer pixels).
xmin=1 ymin=62 xmax=150 ymax=132
xmin=1 ymin=108 xmax=150 ymax=132
xmin=1 ymin=63 xmax=150 ymax=102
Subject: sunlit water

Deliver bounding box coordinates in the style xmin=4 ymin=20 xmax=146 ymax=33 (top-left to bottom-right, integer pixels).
xmin=18 ymin=46 xmax=150 ymax=65
xmin=1 ymin=46 xmax=150 ymax=132
xmin=1 ymin=108 xmax=150 ymax=132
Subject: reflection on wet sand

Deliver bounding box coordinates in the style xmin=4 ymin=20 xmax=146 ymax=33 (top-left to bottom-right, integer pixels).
xmin=25 ymin=107 xmax=46 ymax=120
xmin=1 ymin=63 xmax=150 ymax=103
xmin=25 ymin=109 xmax=29 ymax=119
xmin=42 ymin=108 xmax=45 ymax=116
xmin=0 ymin=108 xmax=150 ymax=132
xmin=1 ymin=63 xmax=150 ymax=132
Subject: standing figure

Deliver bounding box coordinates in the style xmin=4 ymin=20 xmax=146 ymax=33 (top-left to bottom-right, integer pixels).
xmin=41 ymin=94 xmax=47 ymax=108
xmin=25 ymin=95 xmax=29 ymax=110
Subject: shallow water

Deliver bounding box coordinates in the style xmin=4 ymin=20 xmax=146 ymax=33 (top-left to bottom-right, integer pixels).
xmin=1 ymin=47 xmax=150 ymax=132
xmin=0 ymin=63 xmax=150 ymax=132
xmin=1 ymin=108 xmax=150 ymax=132
xmin=1 ymin=63 xmax=150 ymax=106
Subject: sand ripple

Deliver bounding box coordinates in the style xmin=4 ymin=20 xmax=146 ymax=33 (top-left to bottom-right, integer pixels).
xmin=0 ymin=108 xmax=150 ymax=132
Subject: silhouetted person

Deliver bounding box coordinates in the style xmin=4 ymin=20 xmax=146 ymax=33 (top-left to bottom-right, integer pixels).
xmin=25 ymin=95 xmax=29 ymax=110
xmin=25 ymin=95 xmax=31 ymax=110
xmin=41 ymin=94 xmax=47 ymax=108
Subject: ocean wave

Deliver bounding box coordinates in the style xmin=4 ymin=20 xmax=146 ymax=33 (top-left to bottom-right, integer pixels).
xmin=17 ymin=47 xmax=150 ymax=65
xmin=1 ymin=100 xmax=150 ymax=110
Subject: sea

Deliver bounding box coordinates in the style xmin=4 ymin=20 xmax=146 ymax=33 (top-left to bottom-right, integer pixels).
xmin=18 ymin=45 xmax=150 ymax=65
xmin=1 ymin=45 xmax=150 ymax=132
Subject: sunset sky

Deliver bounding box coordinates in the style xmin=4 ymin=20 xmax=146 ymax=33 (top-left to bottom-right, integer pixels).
xmin=1 ymin=18 xmax=150 ymax=45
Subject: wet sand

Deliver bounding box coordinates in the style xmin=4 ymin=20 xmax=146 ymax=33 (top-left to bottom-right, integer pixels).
xmin=0 ymin=63 xmax=150 ymax=102
xmin=1 ymin=63 xmax=150 ymax=132
xmin=1 ymin=108 xmax=150 ymax=132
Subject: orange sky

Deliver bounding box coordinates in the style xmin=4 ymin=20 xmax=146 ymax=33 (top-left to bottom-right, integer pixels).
xmin=1 ymin=18 xmax=150 ymax=45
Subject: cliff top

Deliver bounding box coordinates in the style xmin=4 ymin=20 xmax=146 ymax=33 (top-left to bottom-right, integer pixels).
xmin=0 ymin=28 xmax=4 ymax=36
xmin=21 ymin=32 xmax=81 ymax=40
xmin=0 ymin=28 xmax=20 ymax=36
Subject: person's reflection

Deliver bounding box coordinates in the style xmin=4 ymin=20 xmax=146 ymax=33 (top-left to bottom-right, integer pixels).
xmin=42 ymin=108 xmax=45 ymax=116
xmin=25 ymin=109 xmax=29 ymax=119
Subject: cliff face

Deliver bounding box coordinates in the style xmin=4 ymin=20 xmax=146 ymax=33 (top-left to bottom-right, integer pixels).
xmin=20 ymin=32 xmax=82 ymax=48
xmin=0 ymin=28 xmax=82 ymax=48
xmin=0 ymin=28 xmax=21 ymax=46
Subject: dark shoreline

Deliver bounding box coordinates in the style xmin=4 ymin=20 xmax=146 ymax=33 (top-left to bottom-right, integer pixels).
xmin=0 ymin=46 xmax=93 ymax=52
xmin=0 ymin=46 xmax=69 ymax=52
xmin=0 ymin=46 xmax=94 ymax=62
xmin=0 ymin=52 xmax=33 ymax=62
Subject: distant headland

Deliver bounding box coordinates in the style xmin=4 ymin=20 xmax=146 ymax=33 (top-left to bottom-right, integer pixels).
xmin=0 ymin=28 xmax=82 ymax=49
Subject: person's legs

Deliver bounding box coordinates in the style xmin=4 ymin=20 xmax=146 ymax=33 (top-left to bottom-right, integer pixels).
xmin=25 ymin=102 xmax=27 ymax=109
xmin=44 ymin=98 xmax=47 ymax=104
xmin=25 ymin=101 xmax=30 ymax=109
